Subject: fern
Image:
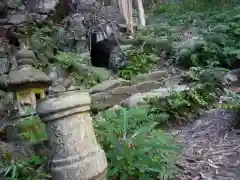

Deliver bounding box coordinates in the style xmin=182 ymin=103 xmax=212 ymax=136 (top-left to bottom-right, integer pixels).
xmin=94 ymin=107 xmax=180 ymax=179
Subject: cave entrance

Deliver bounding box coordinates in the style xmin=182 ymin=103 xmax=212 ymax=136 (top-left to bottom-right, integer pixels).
xmin=87 ymin=21 xmax=121 ymax=69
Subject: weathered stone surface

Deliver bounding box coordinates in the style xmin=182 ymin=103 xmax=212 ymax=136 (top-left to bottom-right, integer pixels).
xmin=6 ymin=0 xmax=23 ymax=9
xmin=131 ymin=70 xmax=168 ymax=84
xmin=0 ymin=57 xmax=10 ymax=74
xmin=37 ymin=91 xmax=107 ymax=180
xmin=121 ymin=85 xmax=189 ymax=107
xmin=28 ymin=13 xmax=48 ymax=23
xmin=133 ymin=80 xmax=163 ymax=93
xmin=43 ymin=63 xmax=68 ymax=82
xmin=165 ymin=75 xmax=183 ymax=87
xmin=26 ymin=0 xmax=59 ymax=14
xmin=91 ymin=86 xmax=138 ymax=111
xmin=73 ymin=63 xmax=112 ymax=81
xmin=90 ymin=78 xmax=131 ymax=94
xmin=0 ymin=141 xmax=32 ymax=160
xmin=8 ymin=12 xmax=27 ymax=24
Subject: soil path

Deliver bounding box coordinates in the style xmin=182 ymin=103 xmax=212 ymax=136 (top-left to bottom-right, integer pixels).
xmin=170 ymin=110 xmax=240 ymax=180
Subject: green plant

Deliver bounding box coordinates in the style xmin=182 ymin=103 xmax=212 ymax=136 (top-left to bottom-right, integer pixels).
xmin=184 ymin=66 xmax=228 ymax=86
xmin=118 ymin=49 xmax=157 ymax=80
xmin=72 ymin=72 xmax=102 ymax=88
xmin=94 ymin=107 xmax=180 ymax=179
xmin=148 ymin=83 xmax=217 ymax=125
xmin=218 ymin=89 xmax=240 ymax=111
xmin=18 ymin=116 xmax=47 ymax=143
xmin=55 ymin=51 xmax=90 ymax=69
xmin=0 ymin=153 xmax=50 ymax=180
xmin=17 ymin=23 xmax=58 ymax=66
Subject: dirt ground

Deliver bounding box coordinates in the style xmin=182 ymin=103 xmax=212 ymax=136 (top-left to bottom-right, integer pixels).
xmin=170 ymin=109 xmax=240 ymax=180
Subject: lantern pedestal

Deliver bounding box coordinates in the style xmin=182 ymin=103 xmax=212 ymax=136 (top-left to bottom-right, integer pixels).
xmin=36 ymin=91 xmax=107 ymax=180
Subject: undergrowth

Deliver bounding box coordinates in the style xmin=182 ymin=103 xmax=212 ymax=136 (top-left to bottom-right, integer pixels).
xmin=94 ymin=107 xmax=180 ymax=179
xmin=0 ymin=153 xmax=50 ymax=180
xmin=148 ymin=83 xmax=217 ymax=126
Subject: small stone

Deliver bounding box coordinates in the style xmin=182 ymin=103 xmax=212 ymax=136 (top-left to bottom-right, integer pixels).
xmin=91 ymin=86 xmax=138 ymax=111
xmin=121 ymin=85 xmax=189 ymax=107
xmin=8 ymin=13 xmax=27 ymax=24
xmin=6 ymin=0 xmax=23 ymax=9
xmin=26 ymin=0 xmax=59 ymax=14
xmin=43 ymin=63 xmax=67 ymax=82
xmin=73 ymin=63 xmax=112 ymax=82
xmin=18 ymin=5 xmax=26 ymax=11
xmin=110 ymin=86 xmax=138 ymax=96
xmin=121 ymin=93 xmax=144 ymax=107
xmin=0 ymin=57 xmax=10 ymax=74
xmin=90 ymin=79 xmax=131 ymax=94
xmin=131 ymin=70 xmax=168 ymax=84
xmin=16 ymin=48 xmax=36 ymax=61
xmin=212 ymin=24 xmax=230 ymax=33
xmin=133 ymin=80 xmax=163 ymax=93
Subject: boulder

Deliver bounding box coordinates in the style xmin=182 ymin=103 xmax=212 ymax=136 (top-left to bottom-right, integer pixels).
xmin=73 ymin=63 xmax=112 ymax=81
xmin=131 ymin=70 xmax=168 ymax=84
xmin=0 ymin=141 xmax=32 ymax=160
xmin=26 ymin=0 xmax=59 ymax=14
xmin=122 ymin=85 xmax=189 ymax=107
xmin=91 ymin=86 xmax=138 ymax=111
xmin=6 ymin=0 xmax=23 ymax=9
xmin=43 ymin=63 xmax=68 ymax=82
xmin=132 ymin=80 xmax=163 ymax=93
xmin=90 ymin=78 xmax=131 ymax=94
xmin=0 ymin=57 xmax=11 ymax=75
xmin=7 ymin=13 xmax=28 ymax=24
xmin=212 ymin=24 xmax=230 ymax=33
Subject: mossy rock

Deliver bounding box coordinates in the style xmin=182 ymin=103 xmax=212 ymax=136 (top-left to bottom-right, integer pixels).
xmin=212 ymin=24 xmax=230 ymax=33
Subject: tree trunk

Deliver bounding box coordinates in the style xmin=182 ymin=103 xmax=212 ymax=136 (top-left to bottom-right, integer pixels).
xmin=136 ymin=0 xmax=145 ymax=27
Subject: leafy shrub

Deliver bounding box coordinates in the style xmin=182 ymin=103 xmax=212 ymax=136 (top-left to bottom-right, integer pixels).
xmin=55 ymin=51 xmax=90 ymax=69
xmin=0 ymin=153 xmax=50 ymax=180
xmin=148 ymin=83 xmax=217 ymax=125
xmin=94 ymin=107 xmax=180 ymax=179
xmin=17 ymin=23 xmax=58 ymax=66
xmin=184 ymin=66 xmax=228 ymax=86
xmin=118 ymin=49 xmax=157 ymax=80
xmin=18 ymin=116 xmax=47 ymax=143
xmin=71 ymin=72 xmax=103 ymax=89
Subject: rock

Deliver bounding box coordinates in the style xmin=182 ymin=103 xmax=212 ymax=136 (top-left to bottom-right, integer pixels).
xmin=109 ymin=104 xmax=122 ymax=111
xmin=0 ymin=141 xmax=32 ymax=161
xmin=132 ymin=80 xmax=163 ymax=93
xmin=91 ymin=86 xmax=138 ymax=111
xmin=43 ymin=63 xmax=67 ymax=82
xmin=7 ymin=12 xmax=28 ymax=24
xmin=90 ymin=79 xmax=131 ymax=94
xmin=6 ymin=124 xmax=22 ymax=142
xmin=165 ymin=75 xmax=183 ymax=87
xmin=18 ymin=5 xmax=26 ymax=11
xmin=212 ymin=24 xmax=230 ymax=33
xmin=48 ymin=77 xmax=73 ymax=92
xmin=122 ymin=85 xmax=189 ymax=107
xmin=131 ymin=70 xmax=168 ymax=84
xmin=28 ymin=13 xmax=48 ymax=23
xmin=0 ymin=57 xmax=10 ymax=75
xmin=6 ymin=0 xmax=23 ymax=9
xmin=26 ymin=0 xmax=59 ymax=14
xmin=73 ymin=63 xmax=112 ymax=81
xmin=121 ymin=93 xmax=144 ymax=107
xmin=178 ymin=37 xmax=206 ymax=51
xmin=111 ymin=86 xmax=138 ymax=96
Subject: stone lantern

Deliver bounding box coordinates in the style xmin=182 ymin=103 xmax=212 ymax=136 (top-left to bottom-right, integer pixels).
xmin=0 ymin=47 xmax=52 ymax=115
xmin=36 ymin=91 xmax=108 ymax=180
